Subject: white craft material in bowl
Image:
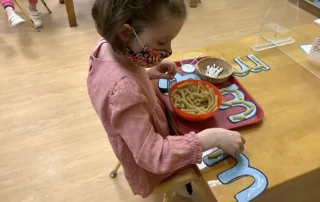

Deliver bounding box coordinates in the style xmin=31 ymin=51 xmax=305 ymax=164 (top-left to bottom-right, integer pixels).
xmin=181 ymin=57 xmax=197 ymax=73
xmin=182 ymin=64 xmax=196 ymax=73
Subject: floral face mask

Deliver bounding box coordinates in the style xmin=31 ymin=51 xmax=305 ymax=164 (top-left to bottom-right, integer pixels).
xmin=125 ymin=29 xmax=172 ymax=68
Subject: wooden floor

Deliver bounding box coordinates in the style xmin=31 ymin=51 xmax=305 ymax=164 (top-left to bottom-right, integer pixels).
xmin=0 ymin=0 xmax=316 ymax=202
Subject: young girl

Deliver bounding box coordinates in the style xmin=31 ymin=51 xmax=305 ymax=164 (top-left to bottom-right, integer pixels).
xmin=1 ymin=0 xmax=42 ymax=27
xmin=88 ymin=0 xmax=246 ymax=198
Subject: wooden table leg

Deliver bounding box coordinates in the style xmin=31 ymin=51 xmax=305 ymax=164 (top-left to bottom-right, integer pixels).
xmin=64 ymin=0 xmax=77 ymax=27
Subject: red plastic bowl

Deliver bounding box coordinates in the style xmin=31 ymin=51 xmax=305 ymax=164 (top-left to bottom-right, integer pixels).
xmin=169 ymin=80 xmax=223 ymax=122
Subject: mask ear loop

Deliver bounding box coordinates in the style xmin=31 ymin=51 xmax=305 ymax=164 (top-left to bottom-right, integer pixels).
xmin=132 ymin=29 xmax=145 ymax=48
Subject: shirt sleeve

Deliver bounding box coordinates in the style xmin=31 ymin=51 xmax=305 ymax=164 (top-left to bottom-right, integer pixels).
xmin=110 ymin=77 xmax=203 ymax=174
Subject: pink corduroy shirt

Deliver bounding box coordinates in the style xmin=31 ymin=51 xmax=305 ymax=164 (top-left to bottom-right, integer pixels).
xmin=87 ymin=39 xmax=203 ymax=198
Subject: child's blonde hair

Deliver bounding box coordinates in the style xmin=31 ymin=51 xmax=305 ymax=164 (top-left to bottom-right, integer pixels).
xmin=91 ymin=0 xmax=187 ymax=54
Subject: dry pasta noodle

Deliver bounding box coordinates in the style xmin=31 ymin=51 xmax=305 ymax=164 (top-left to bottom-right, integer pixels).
xmin=180 ymin=90 xmax=186 ymax=100
xmin=208 ymin=87 xmax=214 ymax=102
xmin=223 ymin=88 xmax=236 ymax=92
xmin=244 ymin=107 xmax=253 ymax=116
xmin=207 ymin=103 xmax=217 ymax=113
xmin=192 ymin=86 xmax=197 ymax=92
xmin=231 ymin=100 xmax=244 ymax=105
xmin=196 ymin=85 xmax=200 ymax=93
xmin=233 ymin=67 xmax=253 ymax=74
xmin=243 ymin=101 xmax=253 ymax=107
xmin=177 ymin=82 xmax=189 ymax=89
xmin=198 ymin=82 xmax=206 ymax=91
xmin=188 ymin=86 xmax=193 ymax=92
xmin=189 ymin=92 xmax=204 ymax=98
xmin=253 ymin=65 xmax=265 ymax=70
xmin=207 ymin=99 xmax=214 ymax=110
xmin=237 ymin=57 xmax=250 ymax=67
xmin=186 ymin=97 xmax=195 ymax=107
xmin=173 ymin=97 xmax=177 ymax=105
xmin=208 ymin=150 xmax=223 ymax=159
xmin=251 ymin=55 xmax=261 ymax=64
xmin=235 ymin=90 xmax=242 ymax=100
xmin=171 ymin=82 xmax=219 ymax=115
xmin=181 ymin=99 xmax=193 ymax=109
xmin=233 ymin=115 xmax=246 ymax=120
xmin=201 ymin=92 xmax=210 ymax=96
xmin=199 ymin=97 xmax=208 ymax=102
xmin=222 ymin=102 xmax=232 ymax=106
xmin=243 ymin=67 xmax=253 ymax=73
xmin=233 ymin=70 xmax=244 ymax=74
xmin=172 ymin=89 xmax=178 ymax=96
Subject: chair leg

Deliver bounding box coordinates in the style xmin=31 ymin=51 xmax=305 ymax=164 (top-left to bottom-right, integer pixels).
xmin=109 ymin=161 xmax=121 ymax=178
xmin=189 ymin=0 xmax=198 ymax=8
xmin=163 ymin=191 xmax=173 ymax=202
xmin=64 ymin=0 xmax=77 ymax=27
xmin=41 ymin=0 xmax=52 ymax=13
xmin=14 ymin=0 xmax=40 ymax=31
xmin=59 ymin=0 xmax=65 ymax=4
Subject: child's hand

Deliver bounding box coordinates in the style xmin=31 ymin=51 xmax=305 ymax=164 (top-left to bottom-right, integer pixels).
xmin=197 ymin=128 xmax=246 ymax=156
xmin=147 ymin=61 xmax=177 ymax=80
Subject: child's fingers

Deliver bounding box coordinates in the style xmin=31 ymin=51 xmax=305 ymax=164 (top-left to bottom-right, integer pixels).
xmin=239 ymin=143 xmax=245 ymax=153
xmin=234 ymin=148 xmax=242 ymax=156
xmin=171 ymin=64 xmax=178 ymax=76
xmin=241 ymin=136 xmax=246 ymax=144
xmin=157 ymin=72 xmax=173 ymax=80
xmin=168 ymin=64 xmax=177 ymax=77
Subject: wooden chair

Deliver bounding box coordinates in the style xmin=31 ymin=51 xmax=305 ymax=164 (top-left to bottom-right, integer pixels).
xmin=110 ymin=162 xmax=218 ymax=202
xmin=14 ymin=0 xmax=51 ymax=32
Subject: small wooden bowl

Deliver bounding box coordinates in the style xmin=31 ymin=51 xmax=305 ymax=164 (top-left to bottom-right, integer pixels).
xmin=196 ymin=57 xmax=233 ymax=84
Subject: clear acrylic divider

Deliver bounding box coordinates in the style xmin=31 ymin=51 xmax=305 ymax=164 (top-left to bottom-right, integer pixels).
xmin=273 ymin=0 xmax=299 ymax=47
xmin=251 ymin=0 xmax=298 ymax=51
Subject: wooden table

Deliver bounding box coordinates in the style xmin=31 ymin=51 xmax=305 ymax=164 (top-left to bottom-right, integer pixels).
xmin=278 ymin=23 xmax=320 ymax=78
xmin=59 ymin=0 xmax=77 ymax=27
xmin=289 ymin=0 xmax=320 ymax=18
xmin=168 ymin=24 xmax=320 ymax=201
